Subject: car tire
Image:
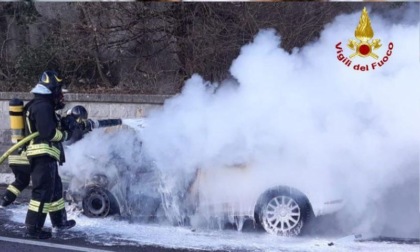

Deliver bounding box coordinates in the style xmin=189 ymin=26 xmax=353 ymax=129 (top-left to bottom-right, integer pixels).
xmin=82 ymin=186 xmax=119 ymax=218
xmin=255 ymin=187 xmax=311 ymax=236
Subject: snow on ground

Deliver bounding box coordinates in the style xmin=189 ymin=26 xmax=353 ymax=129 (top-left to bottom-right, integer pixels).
xmin=7 ymin=205 xmax=419 ymax=252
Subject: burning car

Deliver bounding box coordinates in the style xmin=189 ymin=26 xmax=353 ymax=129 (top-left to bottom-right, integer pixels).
xmin=62 ymin=125 xmax=344 ymax=236
xmin=186 ymin=163 xmax=343 ymax=236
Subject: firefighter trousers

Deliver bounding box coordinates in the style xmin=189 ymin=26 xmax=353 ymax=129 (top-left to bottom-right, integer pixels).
xmin=1 ymin=165 xmax=30 ymax=206
xmin=25 ymin=156 xmax=68 ymax=229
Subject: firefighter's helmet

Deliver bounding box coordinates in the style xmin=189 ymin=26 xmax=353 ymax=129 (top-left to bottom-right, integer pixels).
xmin=31 ymin=71 xmax=63 ymax=95
xmin=67 ymin=105 xmax=88 ymax=122
xmin=31 ymin=70 xmax=66 ymax=109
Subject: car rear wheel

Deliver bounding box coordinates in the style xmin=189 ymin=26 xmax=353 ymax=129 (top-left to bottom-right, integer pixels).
xmin=255 ymin=187 xmax=311 ymax=236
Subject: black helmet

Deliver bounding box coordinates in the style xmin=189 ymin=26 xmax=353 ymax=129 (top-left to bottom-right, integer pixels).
xmin=39 ymin=70 xmax=62 ymax=87
xmin=67 ymin=105 xmax=88 ymax=122
xmin=31 ymin=70 xmax=65 ymax=109
xmin=31 ymin=71 xmax=63 ymax=93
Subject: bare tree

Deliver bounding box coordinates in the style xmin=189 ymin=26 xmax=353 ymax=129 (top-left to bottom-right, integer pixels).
xmin=0 ymin=2 xmax=406 ymax=94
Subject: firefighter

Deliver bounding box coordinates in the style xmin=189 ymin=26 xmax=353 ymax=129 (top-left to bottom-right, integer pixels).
xmin=1 ymin=99 xmax=33 ymax=207
xmin=0 ymin=151 xmax=30 ymax=207
xmin=24 ymin=71 xmax=78 ymax=239
xmin=1 ymin=105 xmax=89 ymax=208
xmin=63 ymin=105 xmax=91 ymax=145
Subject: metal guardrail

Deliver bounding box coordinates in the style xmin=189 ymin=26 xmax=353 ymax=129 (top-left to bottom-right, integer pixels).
xmin=0 ymin=92 xmax=171 ymax=104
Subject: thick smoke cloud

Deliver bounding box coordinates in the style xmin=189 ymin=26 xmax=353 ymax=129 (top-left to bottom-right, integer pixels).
xmin=63 ymin=5 xmax=419 ymax=237
xmin=140 ymin=6 xmax=419 ymax=236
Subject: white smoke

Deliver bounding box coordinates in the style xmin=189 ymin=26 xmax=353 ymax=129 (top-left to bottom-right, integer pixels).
xmin=62 ymin=5 xmax=419 ymax=238
xmin=140 ymin=6 xmax=419 ymax=236
xmin=62 ymin=128 xmax=143 ymax=191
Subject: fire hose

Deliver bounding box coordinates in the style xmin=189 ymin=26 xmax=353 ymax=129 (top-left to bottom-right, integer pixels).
xmin=0 ymin=118 xmax=122 ymax=166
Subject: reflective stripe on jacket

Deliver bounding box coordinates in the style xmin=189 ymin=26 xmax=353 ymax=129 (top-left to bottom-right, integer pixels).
xmin=8 ymin=151 xmax=30 ymax=166
xmin=26 ymin=143 xmax=61 ymax=160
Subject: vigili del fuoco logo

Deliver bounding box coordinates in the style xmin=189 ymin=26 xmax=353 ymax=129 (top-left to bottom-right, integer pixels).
xmin=335 ymin=7 xmax=394 ymax=71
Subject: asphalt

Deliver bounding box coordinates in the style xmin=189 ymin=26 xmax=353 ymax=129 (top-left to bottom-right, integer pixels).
xmin=0 ymin=185 xmax=211 ymax=252
xmin=1 ymin=184 xmax=418 ymax=252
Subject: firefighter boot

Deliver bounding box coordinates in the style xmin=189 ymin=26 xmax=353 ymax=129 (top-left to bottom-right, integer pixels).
xmin=50 ymin=209 xmax=76 ymax=230
xmin=25 ymin=208 xmax=50 ymax=239
xmin=25 ymin=226 xmax=52 ymax=239
xmin=1 ymin=192 xmax=16 ymax=207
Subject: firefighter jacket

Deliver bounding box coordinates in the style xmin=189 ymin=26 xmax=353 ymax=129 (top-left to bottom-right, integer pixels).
xmin=24 ymin=95 xmax=67 ymax=164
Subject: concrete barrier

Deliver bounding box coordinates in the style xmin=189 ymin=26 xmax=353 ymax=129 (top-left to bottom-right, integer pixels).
xmin=0 ymin=92 xmax=170 ymax=175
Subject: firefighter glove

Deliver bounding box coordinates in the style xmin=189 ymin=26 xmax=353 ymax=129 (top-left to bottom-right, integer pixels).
xmin=80 ymin=119 xmax=94 ymax=132
xmin=61 ymin=115 xmax=79 ymax=132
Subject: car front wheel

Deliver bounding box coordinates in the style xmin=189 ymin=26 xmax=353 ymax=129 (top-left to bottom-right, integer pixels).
xmin=82 ymin=186 xmax=117 ymax=218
